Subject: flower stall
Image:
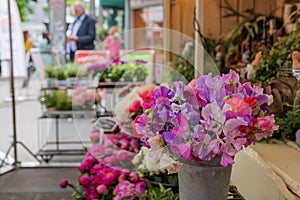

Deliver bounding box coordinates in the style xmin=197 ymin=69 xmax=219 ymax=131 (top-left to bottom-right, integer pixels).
xmin=60 ymin=69 xmax=279 ymax=199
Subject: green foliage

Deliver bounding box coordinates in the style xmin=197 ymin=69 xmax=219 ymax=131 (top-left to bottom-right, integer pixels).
xmin=275 ymin=102 xmax=300 ymax=140
xmin=55 ymin=67 xmax=67 ymax=80
xmin=16 ymin=0 xmax=37 ymax=22
xmin=65 ymin=63 xmax=79 ymax=78
xmin=256 ymin=33 xmax=300 ymax=83
xmin=45 ymin=64 xmax=87 ymax=79
xmin=220 ymin=0 xmax=283 ymax=45
xmin=44 ymin=66 xmax=56 ymax=78
xmin=103 ymin=62 xmax=148 ymax=82
xmin=96 ymin=26 xmax=109 ymax=42
xmin=140 ymin=183 xmax=179 ymax=200
xmin=171 ymin=56 xmax=194 ymax=82
xmin=40 ymin=90 xmax=72 ymax=110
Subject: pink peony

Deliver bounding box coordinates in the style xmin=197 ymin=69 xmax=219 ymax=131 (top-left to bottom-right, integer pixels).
xmin=78 ymin=176 xmax=91 ymax=187
xmin=135 ymin=181 xmax=147 ymax=194
xmin=95 ymin=167 xmax=120 ymax=185
xmin=96 ymin=184 xmax=108 ymax=194
xmin=90 ymin=130 xmax=100 ymax=143
xmin=129 ymin=172 xmax=139 ymax=183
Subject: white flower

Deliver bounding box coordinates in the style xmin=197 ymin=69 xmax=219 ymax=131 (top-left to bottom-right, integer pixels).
xmin=159 ymin=153 xmax=183 ymax=174
xmin=143 ymin=150 xmax=161 ymax=172
xmin=148 ymin=133 xmax=164 ymax=150
xmin=132 ymin=153 xmax=142 ymax=165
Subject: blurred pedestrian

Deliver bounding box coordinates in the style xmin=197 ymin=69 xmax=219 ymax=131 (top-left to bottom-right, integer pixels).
xmin=67 ymin=1 xmax=96 ymax=62
xmin=23 ymin=30 xmax=35 ymax=55
xmin=39 ymin=32 xmax=52 ymax=66
xmin=22 ymin=30 xmax=35 ymax=87
xmin=103 ymin=26 xmax=121 ymax=61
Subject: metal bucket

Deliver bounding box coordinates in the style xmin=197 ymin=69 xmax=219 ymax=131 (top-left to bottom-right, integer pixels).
xmin=178 ymin=156 xmax=232 ymax=200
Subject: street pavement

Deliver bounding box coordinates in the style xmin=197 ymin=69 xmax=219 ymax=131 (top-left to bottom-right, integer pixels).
xmin=0 ymin=77 xmax=90 ymax=199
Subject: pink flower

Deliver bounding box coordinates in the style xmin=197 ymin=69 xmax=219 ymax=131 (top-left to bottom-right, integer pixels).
xmin=126 ymin=100 xmax=141 ymax=113
xmin=129 ymin=172 xmax=139 ymax=183
xmin=129 ymin=139 xmax=139 ymax=151
xmin=131 ymin=116 xmax=142 ymax=138
xmin=118 ymin=173 xmax=127 ymax=182
xmin=147 ymin=133 xmax=164 ymax=150
xmin=78 ymin=176 xmax=91 ymax=187
xmin=90 ymin=131 xmax=100 ymax=143
xmin=103 ymin=155 xmax=118 ymax=164
xmin=95 ymin=167 xmax=120 ymax=185
xmin=188 ymin=78 xmax=197 ymax=87
xmin=220 ymin=153 xmax=235 ymax=166
xmin=96 ymin=184 xmax=108 ymax=194
xmin=135 ymin=181 xmax=147 ymax=194
xmin=119 ymin=138 xmax=129 ymax=149
xmin=117 ymin=151 xmax=131 ymax=161
xmin=59 ymin=179 xmax=68 ymax=188
xmin=113 ymin=180 xmax=136 ymax=199
xmin=79 ymin=156 xmax=97 ymax=173
xmin=139 ymin=89 xmax=153 ymax=103
xmin=225 ymin=96 xmax=252 ymax=114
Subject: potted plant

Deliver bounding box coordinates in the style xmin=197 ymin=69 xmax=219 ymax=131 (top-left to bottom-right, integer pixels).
xmin=40 ymin=92 xmax=57 ymax=112
xmin=133 ymin=63 xmax=148 ymax=82
xmin=40 ymin=90 xmax=72 ymax=113
xmin=110 ymin=64 xmax=125 ymax=82
xmin=44 ymin=66 xmax=56 ymax=87
xmin=55 ymin=67 xmax=67 ymax=86
xmin=65 ymin=63 xmax=79 ymax=86
xmin=55 ymin=90 xmax=72 ymax=111
xmin=256 ymin=33 xmax=300 ymax=84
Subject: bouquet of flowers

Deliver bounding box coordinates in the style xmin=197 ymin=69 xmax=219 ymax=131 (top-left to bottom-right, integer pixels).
xmin=132 ymin=70 xmax=278 ymax=173
xmin=60 ymin=150 xmax=147 ymax=200
xmin=60 ymin=130 xmax=146 ymax=200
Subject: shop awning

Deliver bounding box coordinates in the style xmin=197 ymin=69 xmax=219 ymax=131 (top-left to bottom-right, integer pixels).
xmin=100 ymin=0 xmax=125 ymax=9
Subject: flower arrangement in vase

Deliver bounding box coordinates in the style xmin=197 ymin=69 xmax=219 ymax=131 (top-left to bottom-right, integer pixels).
xmin=132 ymin=70 xmax=278 ymax=199
xmin=133 ymin=70 xmax=278 ymax=169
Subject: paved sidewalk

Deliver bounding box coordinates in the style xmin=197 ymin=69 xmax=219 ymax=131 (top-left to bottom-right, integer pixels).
xmin=0 ymin=78 xmax=87 ymax=199
xmin=0 ymin=167 xmax=79 ymax=200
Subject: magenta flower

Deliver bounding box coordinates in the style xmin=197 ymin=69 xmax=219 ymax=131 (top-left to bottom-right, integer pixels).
xmin=129 ymin=172 xmax=139 ymax=183
xmin=135 ymin=181 xmax=147 ymax=194
xmin=79 ymin=156 xmax=97 ymax=174
xmin=78 ymin=176 xmax=91 ymax=187
xmin=59 ymin=179 xmax=68 ymax=188
xmin=95 ymin=167 xmax=120 ymax=185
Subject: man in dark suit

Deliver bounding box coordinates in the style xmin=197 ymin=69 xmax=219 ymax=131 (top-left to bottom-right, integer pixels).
xmin=67 ymin=1 xmax=96 ymax=62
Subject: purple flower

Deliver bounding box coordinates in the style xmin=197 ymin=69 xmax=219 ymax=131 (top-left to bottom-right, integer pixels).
xmin=86 ymin=62 xmax=110 ymax=72
xmin=162 ymin=131 xmax=174 ymax=145
xmin=132 ymin=59 xmax=148 ymax=64
xmin=220 ymin=153 xmax=235 ymax=166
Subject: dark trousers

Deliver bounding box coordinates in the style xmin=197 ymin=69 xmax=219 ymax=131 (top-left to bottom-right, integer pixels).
xmin=69 ymin=51 xmax=75 ymax=62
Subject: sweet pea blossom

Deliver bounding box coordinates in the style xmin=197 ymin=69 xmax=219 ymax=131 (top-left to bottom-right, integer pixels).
xmin=135 ymin=70 xmax=278 ymax=170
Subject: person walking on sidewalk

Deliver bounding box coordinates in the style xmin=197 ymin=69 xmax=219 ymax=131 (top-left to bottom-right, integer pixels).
xmin=67 ymin=1 xmax=96 ymax=62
